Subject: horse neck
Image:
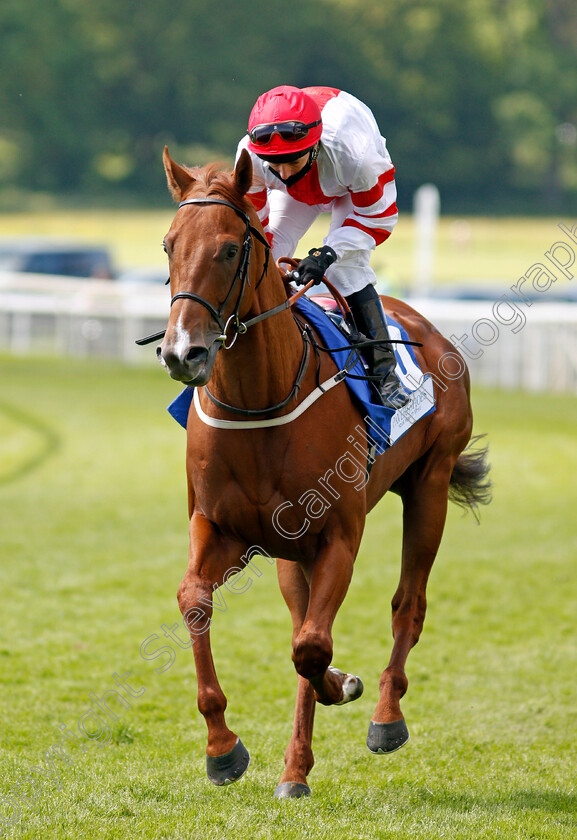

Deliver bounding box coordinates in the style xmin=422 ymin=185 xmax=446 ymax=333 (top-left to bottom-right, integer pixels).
xmin=208 ymin=256 xmax=306 ymax=411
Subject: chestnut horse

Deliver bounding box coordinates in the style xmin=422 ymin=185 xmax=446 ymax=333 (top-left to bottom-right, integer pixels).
xmin=155 ymin=147 xmax=491 ymax=798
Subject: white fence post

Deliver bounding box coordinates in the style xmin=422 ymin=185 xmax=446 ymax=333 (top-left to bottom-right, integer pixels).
xmin=413 ymin=184 xmax=440 ymax=297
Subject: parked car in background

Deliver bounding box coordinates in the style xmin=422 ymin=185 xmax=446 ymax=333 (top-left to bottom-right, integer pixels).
xmin=0 ymin=238 xmax=115 ymax=279
xmin=116 ymin=266 xmax=169 ymax=286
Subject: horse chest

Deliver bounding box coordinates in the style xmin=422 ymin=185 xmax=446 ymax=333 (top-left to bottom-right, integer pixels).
xmin=188 ymin=437 xmax=285 ymax=512
xmin=187 ymin=427 xmax=368 ymax=552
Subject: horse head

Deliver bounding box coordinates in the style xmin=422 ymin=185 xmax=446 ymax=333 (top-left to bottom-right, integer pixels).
xmin=158 ymin=147 xmax=265 ymax=385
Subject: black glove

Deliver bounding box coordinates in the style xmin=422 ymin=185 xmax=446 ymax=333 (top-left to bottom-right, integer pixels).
xmin=293 ymin=245 xmax=337 ymax=286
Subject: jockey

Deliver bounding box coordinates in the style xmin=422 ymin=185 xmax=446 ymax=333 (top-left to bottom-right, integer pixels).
xmin=236 ymin=84 xmax=409 ymax=409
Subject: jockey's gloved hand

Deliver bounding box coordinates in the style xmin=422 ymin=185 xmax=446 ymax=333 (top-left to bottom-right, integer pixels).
xmin=293 ymin=246 xmax=337 ymax=286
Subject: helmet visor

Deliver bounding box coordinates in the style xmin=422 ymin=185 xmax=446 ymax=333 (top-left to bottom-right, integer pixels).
xmin=248 ymin=119 xmax=321 ymax=146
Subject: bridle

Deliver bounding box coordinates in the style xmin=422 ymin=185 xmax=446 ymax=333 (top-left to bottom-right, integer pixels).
xmin=135 ymin=196 xmax=322 ymax=417
xmin=136 ymin=197 xmax=273 ymax=349
xmin=135 ymin=195 xmax=421 ymax=419
xmin=170 ymin=197 xmax=271 ymax=350
xmin=137 ymin=195 xmax=331 ymax=350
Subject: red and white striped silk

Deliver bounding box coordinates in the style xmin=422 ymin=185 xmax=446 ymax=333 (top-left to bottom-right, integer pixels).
xmin=237 ymin=88 xmax=398 ymax=257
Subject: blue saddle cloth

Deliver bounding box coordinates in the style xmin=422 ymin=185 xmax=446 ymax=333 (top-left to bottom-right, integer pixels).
xmin=168 ymin=295 xmax=435 ymax=450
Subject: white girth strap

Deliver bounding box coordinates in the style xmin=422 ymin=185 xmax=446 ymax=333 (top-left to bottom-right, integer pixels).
xmin=193 ymin=373 xmax=344 ymax=430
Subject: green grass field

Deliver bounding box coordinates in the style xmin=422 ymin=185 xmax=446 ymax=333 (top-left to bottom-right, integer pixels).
xmin=2 ymin=210 xmax=574 ymax=295
xmin=1 ymin=356 xmax=576 ymax=839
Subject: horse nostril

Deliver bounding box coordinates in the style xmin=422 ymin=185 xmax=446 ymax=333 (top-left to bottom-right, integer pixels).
xmin=156 ymin=345 xmax=168 ymax=368
xmin=186 ymin=346 xmax=207 ymax=364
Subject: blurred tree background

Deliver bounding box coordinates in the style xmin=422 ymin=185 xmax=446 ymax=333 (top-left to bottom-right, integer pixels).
xmin=0 ymin=0 xmax=575 ymax=212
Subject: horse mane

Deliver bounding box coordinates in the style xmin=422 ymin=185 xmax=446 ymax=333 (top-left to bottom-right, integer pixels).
xmin=188 ymin=162 xmax=251 ymax=214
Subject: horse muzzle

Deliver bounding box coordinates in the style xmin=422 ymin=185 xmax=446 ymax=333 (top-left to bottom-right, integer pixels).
xmin=157 ymin=340 xmax=219 ymax=385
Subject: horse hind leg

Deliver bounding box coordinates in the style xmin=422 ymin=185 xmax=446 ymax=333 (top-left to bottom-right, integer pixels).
xmin=368 ymin=456 xmax=453 ymax=754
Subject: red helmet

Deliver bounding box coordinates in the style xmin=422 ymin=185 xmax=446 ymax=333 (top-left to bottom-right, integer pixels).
xmin=247 ymin=85 xmax=323 ymax=157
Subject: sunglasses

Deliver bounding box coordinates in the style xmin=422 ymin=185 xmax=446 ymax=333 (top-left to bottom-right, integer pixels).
xmin=248 ymin=119 xmax=321 ymax=145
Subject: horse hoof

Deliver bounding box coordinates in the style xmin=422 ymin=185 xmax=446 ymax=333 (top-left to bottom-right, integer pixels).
xmin=273 ymin=782 xmax=311 ymax=799
xmin=366 ymin=719 xmax=410 ymax=754
xmin=206 ymin=738 xmax=250 ymax=785
xmin=328 ymin=665 xmax=364 ymax=705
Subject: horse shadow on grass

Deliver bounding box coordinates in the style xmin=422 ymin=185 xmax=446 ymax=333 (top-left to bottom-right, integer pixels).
xmin=416 ymin=786 xmax=577 ymax=817
xmin=322 ymin=783 xmax=577 ymax=823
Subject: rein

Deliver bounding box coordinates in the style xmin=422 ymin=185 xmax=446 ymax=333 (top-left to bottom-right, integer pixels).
xmin=136 ymin=197 xmax=270 ymax=348
xmin=135 ymin=195 xmax=323 ymax=418
xmin=135 ymin=196 xmax=420 ymax=423
xmin=175 ymin=198 xmax=272 ymax=349
xmin=135 ymin=199 xmax=316 ymax=349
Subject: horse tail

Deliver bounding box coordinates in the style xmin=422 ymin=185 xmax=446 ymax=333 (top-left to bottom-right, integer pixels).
xmin=449 ymin=434 xmax=492 ymax=521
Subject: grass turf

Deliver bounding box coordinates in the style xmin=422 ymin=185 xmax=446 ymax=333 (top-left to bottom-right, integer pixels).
xmin=0 ymin=356 xmax=576 ymax=839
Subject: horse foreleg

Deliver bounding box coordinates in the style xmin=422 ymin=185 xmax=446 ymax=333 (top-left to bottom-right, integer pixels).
xmin=275 ymin=558 xmax=316 ymax=799
xmin=177 ymin=512 xmax=250 ymax=785
xmin=368 ymin=460 xmax=452 ymax=754
xmin=275 ymin=545 xmax=360 ymax=798
xmin=293 ymin=540 xmax=361 ymax=707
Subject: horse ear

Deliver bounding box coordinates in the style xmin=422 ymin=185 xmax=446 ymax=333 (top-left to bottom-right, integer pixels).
xmin=234 ymin=149 xmax=253 ymax=196
xmin=163 ymin=146 xmax=195 ymax=201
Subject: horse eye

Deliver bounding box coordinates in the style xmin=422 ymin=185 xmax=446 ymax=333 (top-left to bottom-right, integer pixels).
xmin=226 ymin=245 xmax=239 ymax=260
xmin=162 ymin=242 xmax=168 ymax=254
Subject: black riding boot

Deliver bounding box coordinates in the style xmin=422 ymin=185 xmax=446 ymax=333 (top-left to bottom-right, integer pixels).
xmin=346 ymin=285 xmax=410 ymax=409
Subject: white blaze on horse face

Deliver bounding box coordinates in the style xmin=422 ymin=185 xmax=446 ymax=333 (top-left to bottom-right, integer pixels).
xmin=173 ymin=311 xmax=193 ymax=362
